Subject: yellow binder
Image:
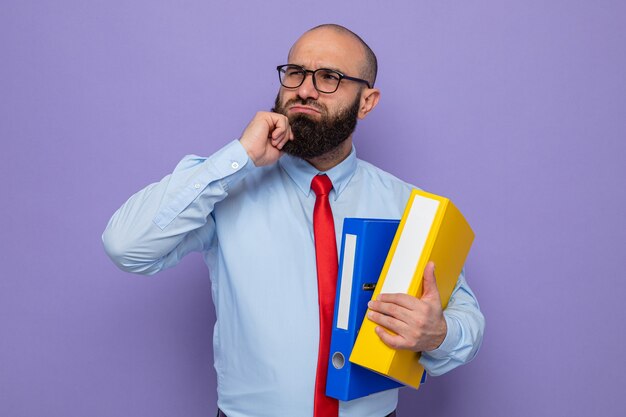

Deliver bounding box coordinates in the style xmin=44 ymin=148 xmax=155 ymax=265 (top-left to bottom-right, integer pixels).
xmin=349 ymin=189 xmax=475 ymax=389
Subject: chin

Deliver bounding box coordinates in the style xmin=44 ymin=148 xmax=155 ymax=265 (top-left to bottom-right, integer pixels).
xmin=288 ymin=111 xmax=319 ymax=122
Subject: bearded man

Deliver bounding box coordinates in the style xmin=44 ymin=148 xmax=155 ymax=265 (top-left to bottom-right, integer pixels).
xmin=103 ymin=24 xmax=484 ymax=417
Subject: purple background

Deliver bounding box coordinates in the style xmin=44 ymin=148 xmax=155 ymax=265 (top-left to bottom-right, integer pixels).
xmin=2 ymin=1 xmax=625 ymax=416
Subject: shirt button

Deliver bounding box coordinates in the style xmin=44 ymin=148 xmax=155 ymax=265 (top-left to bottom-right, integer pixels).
xmin=231 ymin=161 xmax=240 ymax=169
xmin=194 ymin=183 xmax=202 ymax=189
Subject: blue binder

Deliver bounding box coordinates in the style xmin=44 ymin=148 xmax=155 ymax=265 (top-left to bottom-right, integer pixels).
xmin=326 ymin=218 xmax=425 ymax=401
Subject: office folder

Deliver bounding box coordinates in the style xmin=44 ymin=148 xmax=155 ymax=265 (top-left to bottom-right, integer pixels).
xmin=326 ymin=218 xmax=405 ymax=401
xmin=349 ymin=189 xmax=475 ymax=389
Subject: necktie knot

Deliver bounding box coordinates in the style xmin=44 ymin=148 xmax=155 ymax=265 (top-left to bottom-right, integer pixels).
xmin=311 ymin=174 xmax=333 ymax=197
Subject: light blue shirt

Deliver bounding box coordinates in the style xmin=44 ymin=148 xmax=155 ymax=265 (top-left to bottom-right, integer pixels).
xmin=103 ymin=140 xmax=484 ymax=417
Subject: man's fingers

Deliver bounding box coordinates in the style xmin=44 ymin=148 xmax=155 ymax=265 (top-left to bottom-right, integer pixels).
xmin=367 ymin=309 xmax=408 ymax=334
xmin=367 ymin=262 xmax=447 ymax=352
xmin=269 ymin=114 xmax=292 ymax=148
xmin=276 ymin=126 xmax=292 ymax=149
xmin=271 ymin=125 xmax=286 ymax=140
xmin=239 ymin=111 xmax=293 ymax=167
xmin=272 ymin=131 xmax=285 ymax=145
xmin=420 ymin=261 xmax=441 ymax=302
xmin=375 ymin=293 xmax=420 ymax=310
xmin=273 ymin=113 xmax=289 ymax=132
xmin=374 ymin=326 xmax=410 ymax=350
xmin=368 ymin=298 xmax=414 ymax=325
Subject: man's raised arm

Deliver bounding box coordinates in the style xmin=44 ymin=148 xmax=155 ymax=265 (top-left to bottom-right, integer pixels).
xmin=102 ymin=111 xmax=293 ymax=275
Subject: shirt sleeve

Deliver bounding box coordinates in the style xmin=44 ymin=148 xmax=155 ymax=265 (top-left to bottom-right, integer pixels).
xmin=419 ymin=268 xmax=485 ymax=376
xmin=102 ymin=140 xmax=254 ymax=275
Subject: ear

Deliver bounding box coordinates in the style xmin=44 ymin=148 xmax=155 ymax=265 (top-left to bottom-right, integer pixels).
xmin=357 ymin=88 xmax=381 ymax=119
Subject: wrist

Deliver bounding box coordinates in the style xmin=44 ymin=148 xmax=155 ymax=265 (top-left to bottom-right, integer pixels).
xmin=430 ymin=315 xmax=448 ymax=351
xmin=238 ymin=137 xmax=256 ymax=163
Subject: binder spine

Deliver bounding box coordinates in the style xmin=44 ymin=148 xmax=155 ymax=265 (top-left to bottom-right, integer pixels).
xmin=327 ymin=219 xmax=404 ymax=401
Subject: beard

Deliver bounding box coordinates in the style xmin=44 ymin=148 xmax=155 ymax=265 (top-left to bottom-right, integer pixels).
xmin=271 ymin=93 xmax=360 ymax=159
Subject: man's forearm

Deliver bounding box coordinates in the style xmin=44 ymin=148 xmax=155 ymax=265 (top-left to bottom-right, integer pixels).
xmin=102 ymin=140 xmax=253 ymax=274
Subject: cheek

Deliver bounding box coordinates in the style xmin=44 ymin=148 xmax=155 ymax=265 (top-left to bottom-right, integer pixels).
xmin=279 ymin=88 xmax=297 ymax=104
xmin=326 ymin=98 xmax=352 ymax=116
xmin=333 ymin=91 xmax=356 ymax=109
xmin=273 ymin=90 xmax=289 ymax=113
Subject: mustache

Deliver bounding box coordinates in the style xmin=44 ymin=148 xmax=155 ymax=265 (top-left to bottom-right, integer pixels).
xmin=283 ymin=98 xmax=326 ymax=113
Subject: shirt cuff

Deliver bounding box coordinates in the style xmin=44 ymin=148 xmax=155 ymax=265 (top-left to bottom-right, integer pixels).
xmin=208 ymin=140 xmax=254 ymax=190
xmin=153 ymin=140 xmax=253 ymax=230
xmin=423 ymin=314 xmax=461 ymax=360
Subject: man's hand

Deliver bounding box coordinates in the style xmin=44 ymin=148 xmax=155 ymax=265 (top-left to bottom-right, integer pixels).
xmin=239 ymin=112 xmax=293 ymax=167
xmin=366 ymin=262 xmax=447 ymax=352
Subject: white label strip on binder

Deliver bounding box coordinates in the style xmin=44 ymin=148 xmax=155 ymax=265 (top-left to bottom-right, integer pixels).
xmin=337 ymin=234 xmax=357 ymax=330
xmin=380 ymin=196 xmax=440 ymax=295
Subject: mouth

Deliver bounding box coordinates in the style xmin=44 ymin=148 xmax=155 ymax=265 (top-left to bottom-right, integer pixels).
xmin=288 ymin=105 xmax=322 ymax=115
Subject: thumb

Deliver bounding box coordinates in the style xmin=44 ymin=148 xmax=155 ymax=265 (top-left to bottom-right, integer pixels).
xmin=420 ymin=261 xmax=441 ymax=303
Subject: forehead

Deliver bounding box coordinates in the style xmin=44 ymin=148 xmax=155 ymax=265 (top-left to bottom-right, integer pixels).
xmin=288 ymin=29 xmax=364 ymax=74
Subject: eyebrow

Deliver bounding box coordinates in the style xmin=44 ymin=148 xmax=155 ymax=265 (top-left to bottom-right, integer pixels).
xmin=290 ymin=63 xmax=346 ymax=74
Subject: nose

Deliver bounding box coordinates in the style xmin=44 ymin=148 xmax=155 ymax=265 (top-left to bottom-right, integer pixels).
xmin=296 ymin=72 xmax=320 ymax=101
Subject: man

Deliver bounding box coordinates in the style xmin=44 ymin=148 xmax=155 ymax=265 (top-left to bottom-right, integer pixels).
xmin=103 ymin=24 xmax=484 ymax=417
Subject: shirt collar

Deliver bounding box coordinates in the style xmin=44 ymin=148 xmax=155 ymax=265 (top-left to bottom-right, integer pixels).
xmin=278 ymin=146 xmax=358 ymax=200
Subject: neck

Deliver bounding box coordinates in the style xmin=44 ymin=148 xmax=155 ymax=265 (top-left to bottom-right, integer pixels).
xmin=306 ymin=137 xmax=353 ymax=172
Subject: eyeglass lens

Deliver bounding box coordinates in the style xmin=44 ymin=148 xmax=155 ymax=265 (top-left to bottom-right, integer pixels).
xmin=279 ymin=66 xmax=341 ymax=93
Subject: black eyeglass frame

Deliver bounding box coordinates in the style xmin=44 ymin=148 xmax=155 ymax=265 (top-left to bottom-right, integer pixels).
xmin=276 ymin=64 xmax=372 ymax=93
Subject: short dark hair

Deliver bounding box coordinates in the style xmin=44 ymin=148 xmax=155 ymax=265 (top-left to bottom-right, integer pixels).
xmin=306 ymin=24 xmax=378 ymax=87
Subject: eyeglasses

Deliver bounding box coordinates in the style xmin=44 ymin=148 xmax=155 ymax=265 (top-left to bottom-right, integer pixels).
xmin=276 ymin=64 xmax=371 ymax=94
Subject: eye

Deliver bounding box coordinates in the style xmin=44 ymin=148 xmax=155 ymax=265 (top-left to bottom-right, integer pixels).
xmin=320 ymin=71 xmax=340 ymax=81
xmin=285 ymin=67 xmax=305 ymax=77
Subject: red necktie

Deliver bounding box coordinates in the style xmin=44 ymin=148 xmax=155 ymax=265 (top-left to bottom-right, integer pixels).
xmin=311 ymin=174 xmax=339 ymax=417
